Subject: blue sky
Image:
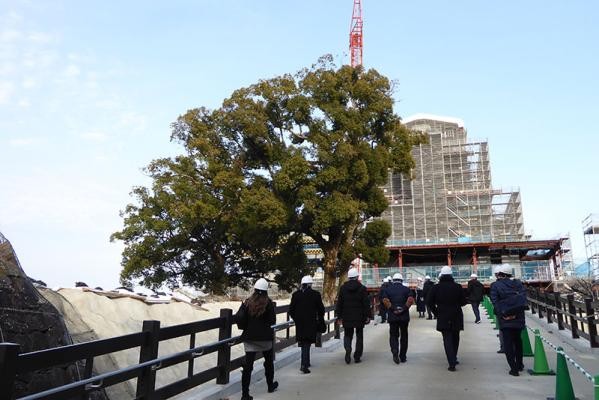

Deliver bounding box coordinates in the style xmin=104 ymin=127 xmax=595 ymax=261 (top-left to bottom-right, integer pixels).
xmin=1 ymin=1 xmax=597 ymax=289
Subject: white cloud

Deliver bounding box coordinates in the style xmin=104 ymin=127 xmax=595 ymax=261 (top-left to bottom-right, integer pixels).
xmin=0 ymin=80 xmax=14 ymax=104
xmin=80 ymin=131 xmax=108 ymax=141
xmin=28 ymin=31 xmax=54 ymax=44
xmin=17 ymin=98 xmax=30 ymax=107
xmin=9 ymin=137 xmax=37 ymax=146
xmin=22 ymin=77 xmax=35 ymax=88
xmin=65 ymin=64 xmax=80 ymax=77
xmin=0 ymin=29 xmax=21 ymax=43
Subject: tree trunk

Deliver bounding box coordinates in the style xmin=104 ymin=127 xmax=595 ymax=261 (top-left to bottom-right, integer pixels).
xmin=321 ymin=249 xmax=339 ymax=305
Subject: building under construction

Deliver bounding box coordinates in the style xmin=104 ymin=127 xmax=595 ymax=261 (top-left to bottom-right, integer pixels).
xmin=358 ymin=114 xmax=570 ymax=287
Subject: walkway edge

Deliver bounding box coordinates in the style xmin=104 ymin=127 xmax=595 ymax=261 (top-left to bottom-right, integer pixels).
xmin=526 ymin=311 xmax=599 ymax=354
xmin=193 ymin=339 xmax=343 ymax=400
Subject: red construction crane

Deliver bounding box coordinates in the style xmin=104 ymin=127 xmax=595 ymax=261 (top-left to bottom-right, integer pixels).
xmin=349 ymin=0 xmax=363 ymax=67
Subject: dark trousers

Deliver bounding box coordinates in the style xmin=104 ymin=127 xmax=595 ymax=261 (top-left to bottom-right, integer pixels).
xmin=388 ymin=321 xmax=409 ymax=359
xmin=343 ymin=326 xmax=364 ymax=359
xmin=441 ymin=330 xmax=460 ymax=367
xmin=300 ymin=342 xmax=311 ymax=368
xmin=471 ymin=301 xmax=481 ymax=322
xmin=426 ymin=304 xmax=434 ymax=319
xmin=502 ymin=328 xmax=523 ymax=372
xmin=242 ymin=349 xmax=274 ymax=396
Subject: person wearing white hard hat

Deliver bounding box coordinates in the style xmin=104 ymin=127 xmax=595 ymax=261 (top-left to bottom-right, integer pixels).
xmin=415 ymin=277 xmax=426 ymax=318
xmin=490 ymin=265 xmax=506 ymax=354
xmin=490 ymin=264 xmax=527 ymax=376
xmin=289 ymin=275 xmax=325 ymax=374
xmin=235 ymin=278 xmax=278 ymax=399
xmin=380 ymin=272 xmax=415 ymax=364
xmin=467 ymin=273 xmax=484 ymax=324
xmin=422 ymin=275 xmax=435 ymax=320
xmin=378 ymin=276 xmax=392 ymax=323
xmin=335 ymin=267 xmax=371 ymax=364
xmin=426 ymin=266 xmax=467 ymax=371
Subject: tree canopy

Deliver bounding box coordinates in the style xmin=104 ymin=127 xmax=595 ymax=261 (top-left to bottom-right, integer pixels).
xmin=111 ymin=56 xmax=422 ymax=302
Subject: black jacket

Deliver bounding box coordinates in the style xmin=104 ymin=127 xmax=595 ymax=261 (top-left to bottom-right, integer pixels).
xmin=289 ymin=287 xmax=325 ymax=343
xmin=380 ymin=282 xmax=413 ymax=323
xmin=427 ymin=275 xmax=467 ymax=332
xmin=467 ymin=279 xmax=484 ymax=303
xmin=335 ymin=279 xmax=370 ymax=328
xmin=422 ymin=280 xmax=434 ymax=300
xmin=236 ymin=299 xmax=276 ymax=341
xmin=490 ymin=278 xmax=526 ymax=329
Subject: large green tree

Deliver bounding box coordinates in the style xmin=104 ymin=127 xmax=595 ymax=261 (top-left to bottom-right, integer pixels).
xmin=112 ymin=56 xmax=421 ymax=302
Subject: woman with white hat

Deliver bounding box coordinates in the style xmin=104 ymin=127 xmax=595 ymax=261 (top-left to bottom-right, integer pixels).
xmin=235 ymin=278 xmax=278 ymax=400
xmin=289 ymin=275 xmax=325 ymax=374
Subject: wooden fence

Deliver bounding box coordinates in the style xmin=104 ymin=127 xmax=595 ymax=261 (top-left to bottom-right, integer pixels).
xmin=0 ymin=304 xmax=340 ymax=400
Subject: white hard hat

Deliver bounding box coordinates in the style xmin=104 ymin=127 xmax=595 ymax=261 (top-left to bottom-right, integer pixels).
xmin=493 ymin=265 xmax=502 ymax=275
xmin=393 ymin=273 xmax=403 ymax=281
xmin=301 ymin=275 xmax=313 ymax=285
xmin=387 ymin=276 xmax=392 ymax=282
xmin=348 ymin=268 xmax=359 ymax=278
xmin=382 ymin=277 xmax=390 ymax=283
xmin=254 ymin=278 xmax=269 ymax=291
xmin=470 ymin=273 xmax=478 ymax=278
xmin=499 ymin=264 xmax=513 ymax=275
xmin=417 ymin=277 xmax=423 ymax=281
xmin=425 ymin=275 xmax=431 ymax=280
xmin=439 ymin=266 xmax=453 ymax=276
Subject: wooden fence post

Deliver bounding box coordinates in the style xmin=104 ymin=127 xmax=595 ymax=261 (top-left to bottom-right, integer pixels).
xmin=554 ymin=293 xmax=565 ymax=330
xmin=584 ymin=298 xmax=598 ymax=348
xmin=567 ymin=294 xmax=579 ymax=339
xmin=136 ymin=320 xmax=160 ymax=399
xmin=272 ymin=302 xmax=277 ymax=361
xmin=546 ymin=292 xmax=553 ymax=324
xmin=216 ymin=308 xmax=233 ymax=384
xmin=537 ymin=288 xmax=544 ymax=319
xmin=0 ymin=343 xmax=19 ymax=400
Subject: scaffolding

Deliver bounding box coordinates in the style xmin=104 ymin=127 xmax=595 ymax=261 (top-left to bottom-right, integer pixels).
xmin=582 ymin=214 xmax=599 ymax=280
xmin=380 ymin=115 xmax=525 ymax=250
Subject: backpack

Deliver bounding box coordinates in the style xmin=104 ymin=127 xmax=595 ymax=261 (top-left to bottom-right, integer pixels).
xmin=497 ymin=282 xmax=527 ymax=316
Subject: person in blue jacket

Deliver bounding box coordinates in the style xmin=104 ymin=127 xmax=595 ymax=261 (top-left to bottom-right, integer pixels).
xmin=380 ymin=273 xmax=414 ymax=364
xmin=490 ymin=264 xmax=527 ymax=376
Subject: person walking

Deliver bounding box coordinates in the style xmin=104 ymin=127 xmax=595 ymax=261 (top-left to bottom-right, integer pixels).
xmin=378 ymin=277 xmax=391 ymax=323
xmin=467 ymin=273 xmax=484 ymax=324
xmin=336 ymin=267 xmax=371 ymax=364
xmin=490 ymin=264 xmax=527 ymax=376
xmin=235 ymin=278 xmax=278 ymax=400
xmin=415 ymin=277 xmax=426 ymax=318
xmin=422 ymin=275 xmax=435 ymax=320
xmin=289 ymin=275 xmax=325 ymax=374
xmin=427 ymin=266 xmax=467 ymax=371
xmin=490 ymin=266 xmax=506 ymax=354
xmin=380 ymin=273 xmax=414 ymax=363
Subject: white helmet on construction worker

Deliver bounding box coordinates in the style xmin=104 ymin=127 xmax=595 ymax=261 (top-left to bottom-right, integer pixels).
xmin=499 ymin=264 xmax=513 ymax=276
xmin=425 ymin=275 xmax=431 ymax=280
xmin=440 ymin=266 xmax=452 ymax=276
xmin=254 ymin=278 xmax=269 ymax=292
xmin=348 ymin=268 xmax=359 ymax=279
xmin=301 ymin=275 xmax=314 ymax=285
xmin=470 ymin=273 xmax=478 ymax=279
xmin=392 ymin=273 xmax=403 ymax=281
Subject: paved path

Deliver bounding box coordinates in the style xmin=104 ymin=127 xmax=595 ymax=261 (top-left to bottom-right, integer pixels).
xmin=243 ymin=308 xmax=595 ymax=400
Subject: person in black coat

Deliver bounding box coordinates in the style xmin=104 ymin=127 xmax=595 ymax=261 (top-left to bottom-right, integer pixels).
xmin=427 ymin=266 xmax=467 ymax=371
xmin=490 ymin=264 xmax=527 ymax=376
xmin=289 ymin=275 xmax=325 ymax=374
xmin=235 ymin=278 xmax=278 ymax=400
xmin=467 ymin=273 xmax=484 ymax=324
xmin=380 ymin=273 xmax=415 ymax=363
xmin=335 ymin=267 xmax=371 ymax=364
xmin=415 ymin=277 xmax=426 ymax=318
xmin=378 ymin=277 xmax=391 ymax=323
xmin=422 ymin=275 xmax=435 ymax=319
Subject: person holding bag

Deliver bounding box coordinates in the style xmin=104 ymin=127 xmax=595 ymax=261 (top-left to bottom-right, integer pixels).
xmin=380 ymin=273 xmax=414 ymax=364
xmin=289 ymin=275 xmax=326 ymax=374
xmin=235 ymin=278 xmax=278 ymax=400
xmin=490 ymin=264 xmax=527 ymax=376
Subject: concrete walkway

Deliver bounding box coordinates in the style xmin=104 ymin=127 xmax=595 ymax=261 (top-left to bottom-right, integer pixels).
xmin=242 ymin=308 xmax=595 ymax=400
